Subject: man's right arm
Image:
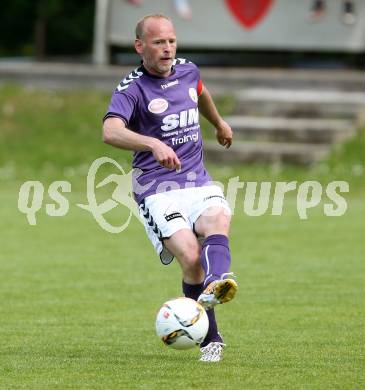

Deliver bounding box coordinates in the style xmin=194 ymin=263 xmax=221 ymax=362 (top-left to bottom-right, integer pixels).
xmin=103 ymin=117 xmax=181 ymax=171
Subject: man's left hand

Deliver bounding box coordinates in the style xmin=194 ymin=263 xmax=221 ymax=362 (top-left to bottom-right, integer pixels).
xmin=215 ymin=120 xmax=233 ymax=149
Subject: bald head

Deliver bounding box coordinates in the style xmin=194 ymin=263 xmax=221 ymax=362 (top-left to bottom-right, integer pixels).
xmin=134 ymin=14 xmax=177 ymax=78
xmin=135 ymin=14 xmax=173 ymax=40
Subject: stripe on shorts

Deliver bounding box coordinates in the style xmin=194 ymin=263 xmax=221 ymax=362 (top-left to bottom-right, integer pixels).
xmin=140 ymin=201 xmax=163 ymax=240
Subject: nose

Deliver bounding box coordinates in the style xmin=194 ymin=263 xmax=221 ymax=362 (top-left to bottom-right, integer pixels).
xmin=163 ymin=42 xmax=172 ymax=52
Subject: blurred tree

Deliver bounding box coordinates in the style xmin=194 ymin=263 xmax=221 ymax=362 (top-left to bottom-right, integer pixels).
xmin=0 ymin=0 xmax=34 ymax=56
xmin=34 ymin=0 xmax=63 ymax=59
xmin=0 ymin=0 xmax=94 ymax=58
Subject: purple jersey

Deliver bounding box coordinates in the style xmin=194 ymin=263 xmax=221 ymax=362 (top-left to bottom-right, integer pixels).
xmin=104 ymin=58 xmax=212 ymax=204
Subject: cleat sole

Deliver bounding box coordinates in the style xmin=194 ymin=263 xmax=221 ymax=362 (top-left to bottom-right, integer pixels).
xmin=215 ymin=279 xmax=237 ymax=303
xmin=198 ymin=278 xmax=238 ymax=310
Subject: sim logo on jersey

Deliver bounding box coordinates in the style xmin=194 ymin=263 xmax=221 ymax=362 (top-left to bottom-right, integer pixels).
xmin=161 ymin=108 xmax=199 ymax=131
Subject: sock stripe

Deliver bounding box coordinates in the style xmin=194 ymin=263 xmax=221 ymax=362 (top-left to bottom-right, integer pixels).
xmin=204 ymin=274 xmax=213 ymax=285
xmin=201 ymin=235 xmax=231 ymax=287
xmin=204 ymin=244 xmax=210 ymax=276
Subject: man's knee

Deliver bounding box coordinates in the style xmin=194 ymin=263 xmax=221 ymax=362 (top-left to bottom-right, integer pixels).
xmin=195 ymin=207 xmax=231 ymax=237
xmin=175 ymin=240 xmax=204 ymax=283
xmin=164 ymin=230 xmax=202 ymax=271
xmin=178 ymin=241 xmax=201 ymax=271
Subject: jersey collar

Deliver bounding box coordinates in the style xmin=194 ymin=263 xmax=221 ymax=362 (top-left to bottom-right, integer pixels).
xmin=140 ymin=62 xmax=176 ymax=79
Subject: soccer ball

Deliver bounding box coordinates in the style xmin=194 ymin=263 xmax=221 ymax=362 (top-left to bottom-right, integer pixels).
xmin=155 ymin=297 xmax=209 ymax=350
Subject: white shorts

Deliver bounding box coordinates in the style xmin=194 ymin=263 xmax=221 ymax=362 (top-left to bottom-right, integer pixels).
xmin=139 ymin=185 xmax=231 ymax=265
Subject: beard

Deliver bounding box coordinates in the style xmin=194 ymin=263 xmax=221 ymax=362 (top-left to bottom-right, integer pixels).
xmin=144 ymin=57 xmax=173 ymax=76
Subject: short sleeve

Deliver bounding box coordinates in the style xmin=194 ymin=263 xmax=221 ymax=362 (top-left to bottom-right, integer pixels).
xmin=187 ymin=61 xmax=203 ymax=96
xmin=103 ymin=90 xmax=136 ymax=126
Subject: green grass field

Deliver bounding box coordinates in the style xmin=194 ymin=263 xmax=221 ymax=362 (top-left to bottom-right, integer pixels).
xmin=1 ymin=189 xmax=364 ymax=389
xmin=1 ymin=85 xmax=365 ymax=389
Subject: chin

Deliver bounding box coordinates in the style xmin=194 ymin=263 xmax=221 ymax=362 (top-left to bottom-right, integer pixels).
xmin=158 ymin=66 xmax=171 ymax=74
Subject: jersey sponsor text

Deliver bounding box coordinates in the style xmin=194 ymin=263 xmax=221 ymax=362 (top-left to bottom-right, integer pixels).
xmin=171 ymin=132 xmax=199 ymax=146
xmin=161 ymin=108 xmax=199 ymax=131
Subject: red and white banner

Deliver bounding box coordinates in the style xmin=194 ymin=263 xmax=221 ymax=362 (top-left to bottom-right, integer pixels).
xmin=101 ymin=0 xmax=365 ymax=52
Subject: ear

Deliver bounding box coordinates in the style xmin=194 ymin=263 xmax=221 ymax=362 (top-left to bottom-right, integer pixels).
xmin=135 ymin=39 xmax=143 ymax=55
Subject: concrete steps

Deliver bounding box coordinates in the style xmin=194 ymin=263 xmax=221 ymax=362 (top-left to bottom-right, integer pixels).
xmin=204 ymin=140 xmax=330 ymax=165
xmin=204 ymin=87 xmax=364 ymax=165
xmin=202 ymin=69 xmax=365 ymax=94
xmin=224 ymin=116 xmax=355 ymax=144
xmin=2 ymin=61 xmax=365 ymax=93
xmin=234 ymin=88 xmax=365 ymax=119
xmin=0 ymin=61 xmax=362 ymax=166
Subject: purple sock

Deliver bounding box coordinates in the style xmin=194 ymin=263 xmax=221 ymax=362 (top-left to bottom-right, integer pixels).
xmin=182 ymin=281 xmax=223 ymax=346
xmin=201 ymin=234 xmax=231 ymax=287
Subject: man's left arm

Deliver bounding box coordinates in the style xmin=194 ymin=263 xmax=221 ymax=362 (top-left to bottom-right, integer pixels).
xmin=198 ymin=86 xmax=233 ymax=149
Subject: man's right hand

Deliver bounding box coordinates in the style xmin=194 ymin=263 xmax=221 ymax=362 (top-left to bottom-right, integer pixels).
xmin=103 ymin=118 xmax=181 ymax=172
xmin=150 ymin=139 xmax=182 ymax=172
